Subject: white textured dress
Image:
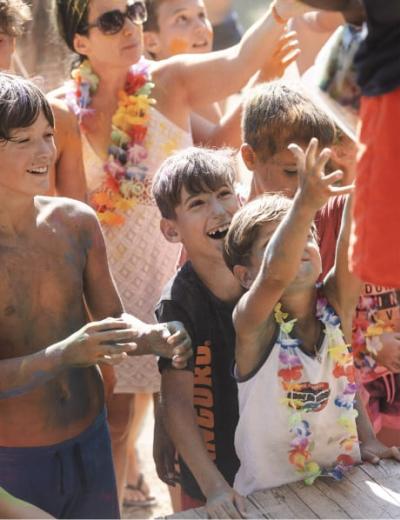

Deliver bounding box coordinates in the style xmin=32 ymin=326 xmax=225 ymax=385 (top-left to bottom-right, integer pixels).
xmin=82 ymin=106 xmax=192 ymax=393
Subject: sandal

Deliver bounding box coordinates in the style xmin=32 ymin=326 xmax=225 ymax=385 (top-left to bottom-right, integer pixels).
xmin=123 ymin=473 xmax=157 ymax=509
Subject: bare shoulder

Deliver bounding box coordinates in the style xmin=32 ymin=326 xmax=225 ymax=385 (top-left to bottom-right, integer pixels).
xmin=49 ymin=96 xmax=79 ymax=131
xmin=36 ymin=196 xmax=98 ymax=230
xmin=151 ymin=57 xmax=185 ymax=98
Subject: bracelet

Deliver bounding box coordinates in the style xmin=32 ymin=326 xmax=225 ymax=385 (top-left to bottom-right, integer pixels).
xmin=271 ymin=2 xmax=288 ymax=25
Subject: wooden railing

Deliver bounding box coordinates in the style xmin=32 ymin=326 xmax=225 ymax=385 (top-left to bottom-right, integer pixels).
xmin=164 ymin=460 xmax=400 ymax=519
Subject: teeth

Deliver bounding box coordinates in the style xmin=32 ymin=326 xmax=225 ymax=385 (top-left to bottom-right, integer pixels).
xmin=28 ymin=167 xmax=47 ymax=174
xmin=207 ymin=225 xmax=229 ymax=238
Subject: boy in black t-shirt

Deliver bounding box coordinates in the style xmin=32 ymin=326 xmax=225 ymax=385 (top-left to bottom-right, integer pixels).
xmin=152 ymin=147 xmax=245 ymax=518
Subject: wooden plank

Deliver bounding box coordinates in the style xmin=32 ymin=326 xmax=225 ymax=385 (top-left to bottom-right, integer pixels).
xmin=250 ymin=484 xmax=317 ymax=519
xmin=311 ymin=468 xmax=398 ymax=519
xmin=342 ymin=465 xmax=400 ymax=518
xmin=288 ymin=480 xmax=350 ymax=519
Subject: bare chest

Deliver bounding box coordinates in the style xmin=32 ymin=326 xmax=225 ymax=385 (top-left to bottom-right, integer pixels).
xmin=0 ymin=228 xmax=86 ymax=357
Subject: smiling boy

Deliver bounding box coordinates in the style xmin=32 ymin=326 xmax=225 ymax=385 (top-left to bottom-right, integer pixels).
xmin=0 ymin=73 xmax=191 ymax=519
xmin=152 ymin=147 xmax=246 ymax=517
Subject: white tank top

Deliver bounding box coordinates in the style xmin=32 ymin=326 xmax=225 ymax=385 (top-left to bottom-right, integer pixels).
xmin=234 ymin=295 xmax=361 ymax=496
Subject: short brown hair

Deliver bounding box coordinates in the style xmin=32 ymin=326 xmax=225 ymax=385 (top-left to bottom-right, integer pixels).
xmin=152 ymin=146 xmax=236 ymax=219
xmin=243 ymin=81 xmax=336 ymax=163
xmin=0 ymin=73 xmax=54 ymax=142
xmin=0 ymin=0 xmax=31 ymax=37
xmin=144 ymin=0 xmax=166 ymax=32
xmin=224 ymin=193 xmax=292 ymax=271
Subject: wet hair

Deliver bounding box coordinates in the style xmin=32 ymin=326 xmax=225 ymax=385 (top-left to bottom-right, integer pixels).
xmin=0 ymin=0 xmax=31 ymax=37
xmin=224 ymin=193 xmax=292 ymax=272
xmin=0 ymin=73 xmax=54 ymax=142
xmin=55 ymin=0 xmax=90 ymax=55
xmin=152 ymin=146 xmax=236 ymax=219
xmin=143 ymin=0 xmax=167 ymax=32
xmin=243 ymin=80 xmax=336 ymax=163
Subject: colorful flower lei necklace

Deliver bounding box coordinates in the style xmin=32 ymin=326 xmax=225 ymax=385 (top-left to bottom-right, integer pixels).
xmin=275 ymin=294 xmax=359 ymax=485
xmin=67 ymin=58 xmax=156 ymax=226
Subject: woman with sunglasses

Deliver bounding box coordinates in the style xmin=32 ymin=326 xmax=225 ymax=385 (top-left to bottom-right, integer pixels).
xmin=53 ymin=0 xmax=312 ymax=512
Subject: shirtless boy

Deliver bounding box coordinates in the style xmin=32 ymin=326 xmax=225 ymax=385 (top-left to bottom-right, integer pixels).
xmin=0 ymin=73 xmax=191 ymax=519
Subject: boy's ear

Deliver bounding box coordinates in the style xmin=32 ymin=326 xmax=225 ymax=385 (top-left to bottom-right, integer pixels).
xmin=143 ymin=31 xmax=162 ymax=58
xmin=233 ymin=264 xmax=253 ymax=290
xmin=160 ymin=218 xmax=181 ymax=243
xmin=241 ymin=143 xmax=257 ymax=171
xmin=73 ymin=33 xmax=90 ymax=56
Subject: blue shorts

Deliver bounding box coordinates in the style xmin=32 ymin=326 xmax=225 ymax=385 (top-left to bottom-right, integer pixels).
xmin=0 ymin=409 xmax=119 ymax=519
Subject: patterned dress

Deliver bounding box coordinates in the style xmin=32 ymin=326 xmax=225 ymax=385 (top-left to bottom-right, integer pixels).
xmin=82 ymin=107 xmax=192 ymax=393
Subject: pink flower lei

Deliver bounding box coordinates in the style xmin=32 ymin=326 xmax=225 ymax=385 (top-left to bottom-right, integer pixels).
xmin=275 ymin=294 xmax=359 ymax=485
xmin=66 ymin=58 xmax=156 ymax=227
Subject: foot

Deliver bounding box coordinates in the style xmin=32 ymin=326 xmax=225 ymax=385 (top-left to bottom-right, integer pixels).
xmin=123 ymin=474 xmax=157 ymax=509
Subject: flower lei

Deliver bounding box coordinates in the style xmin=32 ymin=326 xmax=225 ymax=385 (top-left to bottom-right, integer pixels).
xmin=67 ymin=58 xmax=156 ymax=226
xmin=275 ymin=295 xmax=359 ymax=485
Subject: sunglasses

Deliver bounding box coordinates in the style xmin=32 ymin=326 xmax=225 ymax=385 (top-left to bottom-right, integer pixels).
xmin=84 ymin=1 xmax=148 ymax=35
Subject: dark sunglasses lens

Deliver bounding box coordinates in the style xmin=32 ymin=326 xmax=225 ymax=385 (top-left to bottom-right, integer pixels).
xmin=98 ymin=10 xmax=125 ymax=34
xmin=127 ymin=2 xmax=148 ymax=24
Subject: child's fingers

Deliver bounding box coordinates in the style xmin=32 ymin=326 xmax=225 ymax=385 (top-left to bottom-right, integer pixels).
xmin=101 ymin=351 xmax=129 ymax=365
xmin=89 ymin=318 xmax=129 ymax=333
xmin=322 ymin=169 xmax=343 ymax=186
xmin=362 ymin=449 xmax=380 ymax=464
xmin=275 ymin=38 xmax=299 ymax=59
xmin=330 ymin=184 xmax=355 ymax=196
xmin=288 ymin=143 xmax=306 ymax=172
xmin=305 ymin=137 xmax=319 ymax=173
xmin=280 ymin=48 xmax=301 ymax=68
xmin=381 ymin=446 xmax=400 ymax=462
xmin=313 ymin=146 xmax=332 ymax=176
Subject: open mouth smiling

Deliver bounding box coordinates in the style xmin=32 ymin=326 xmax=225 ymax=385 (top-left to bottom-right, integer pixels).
xmin=207 ymin=224 xmax=230 ymax=240
xmin=27 ymin=167 xmax=48 ymax=175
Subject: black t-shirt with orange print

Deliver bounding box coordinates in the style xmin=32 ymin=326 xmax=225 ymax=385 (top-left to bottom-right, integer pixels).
xmin=156 ymin=261 xmax=240 ymax=501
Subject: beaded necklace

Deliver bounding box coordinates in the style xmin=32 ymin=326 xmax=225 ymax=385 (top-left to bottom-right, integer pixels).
xmin=275 ymin=294 xmax=359 ymax=485
xmin=67 ymin=58 xmax=156 ymax=226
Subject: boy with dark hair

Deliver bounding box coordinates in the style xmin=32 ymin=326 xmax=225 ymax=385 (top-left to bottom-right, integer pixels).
xmin=0 ymin=0 xmax=30 ymax=70
xmin=224 ymin=139 xmax=400 ymax=496
xmin=0 ymin=73 xmax=191 ymax=519
xmin=152 ymin=147 xmax=246 ymax=517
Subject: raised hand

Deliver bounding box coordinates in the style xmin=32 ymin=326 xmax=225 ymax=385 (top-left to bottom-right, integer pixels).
xmin=61 ymin=317 xmax=137 ymax=367
xmin=289 ymin=137 xmax=354 ymax=212
xmin=258 ymin=31 xmax=300 ymax=82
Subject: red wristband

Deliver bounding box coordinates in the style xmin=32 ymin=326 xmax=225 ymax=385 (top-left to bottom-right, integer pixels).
xmin=272 ymin=2 xmax=288 ymax=25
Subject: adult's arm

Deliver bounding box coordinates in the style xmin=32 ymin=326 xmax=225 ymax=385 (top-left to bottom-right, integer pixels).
xmin=156 ymin=0 xmax=311 ymax=116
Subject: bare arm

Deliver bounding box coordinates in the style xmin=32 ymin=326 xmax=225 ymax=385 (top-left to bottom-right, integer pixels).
xmin=192 ymin=32 xmax=300 ymax=149
xmin=324 ymin=196 xmax=362 ymax=340
xmin=82 ymin=208 xmax=192 ymax=365
xmin=50 ymin=99 xmax=87 ymax=202
xmin=158 ymin=0 xmax=311 ymax=114
xmin=0 ymin=318 xmax=136 ymax=400
xmin=162 ymin=369 xmax=245 ymax=518
xmin=234 ymin=139 xmax=352 ymax=374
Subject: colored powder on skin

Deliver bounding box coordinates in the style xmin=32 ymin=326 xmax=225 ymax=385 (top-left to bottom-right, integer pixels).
xmin=169 ymin=37 xmax=190 ymax=55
